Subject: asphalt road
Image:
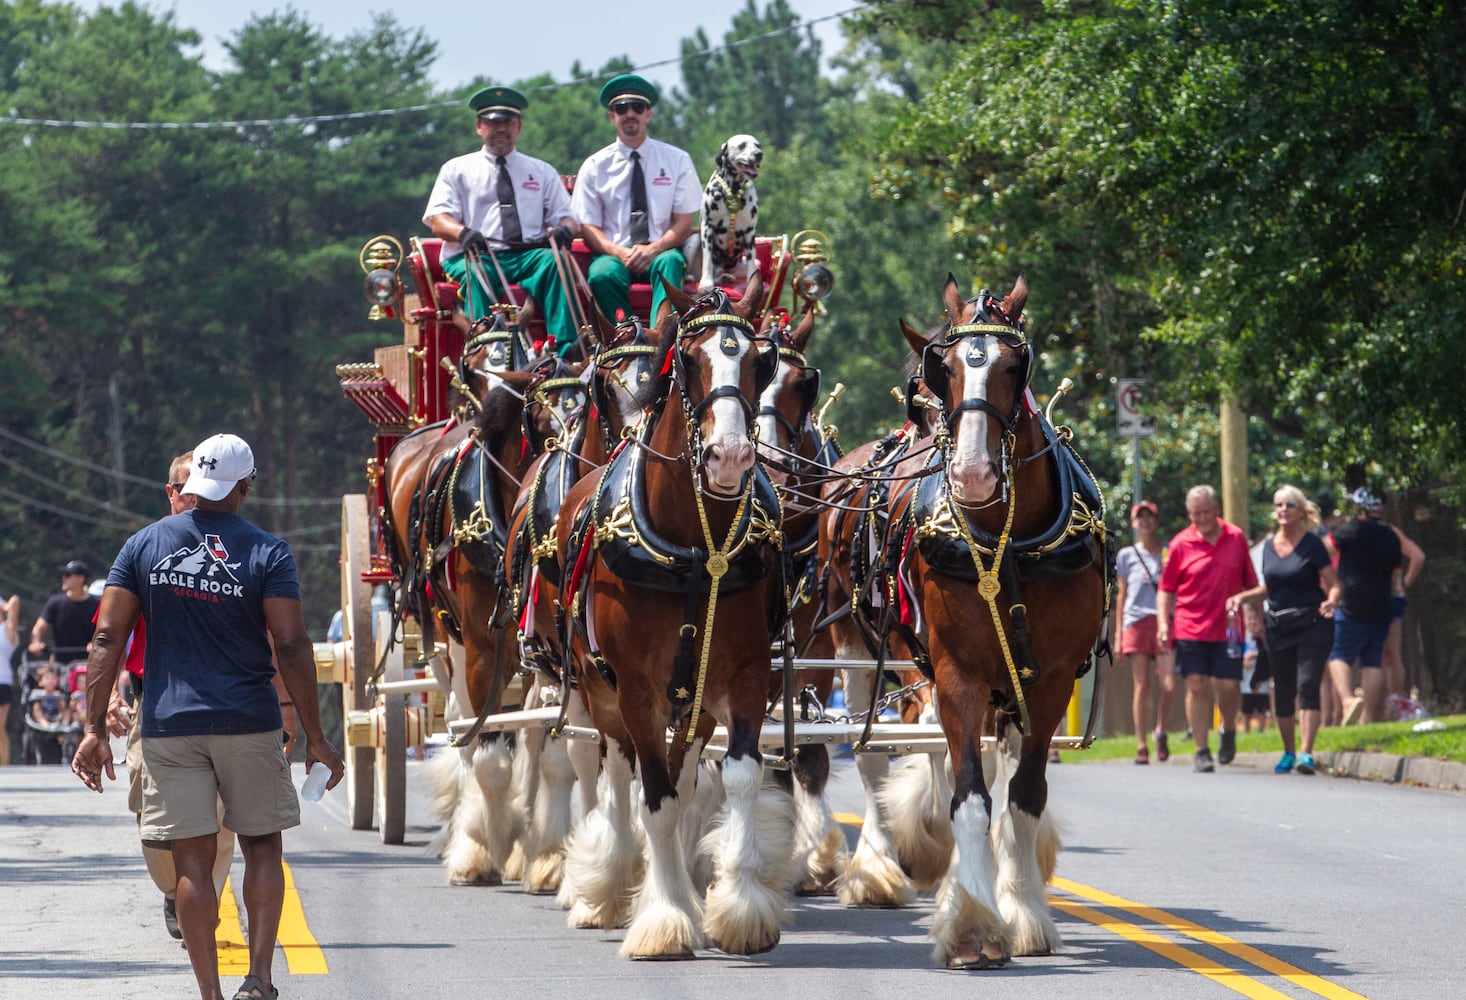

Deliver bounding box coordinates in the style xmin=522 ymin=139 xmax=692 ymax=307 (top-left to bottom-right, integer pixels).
xmin=3 ymin=744 xmax=1461 ymax=1000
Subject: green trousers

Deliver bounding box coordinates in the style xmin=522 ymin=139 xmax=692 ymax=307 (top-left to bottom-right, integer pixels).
xmin=443 ymin=248 xmax=578 ymax=352
xmin=586 ymin=249 xmax=686 ymax=325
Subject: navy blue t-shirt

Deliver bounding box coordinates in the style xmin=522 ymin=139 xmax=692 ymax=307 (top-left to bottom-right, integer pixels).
xmin=106 ymin=509 xmax=300 ymax=737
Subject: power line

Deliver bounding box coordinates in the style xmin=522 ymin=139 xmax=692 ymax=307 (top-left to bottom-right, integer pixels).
xmin=0 ymin=427 xmax=342 ymax=507
xmin=0 ymin=485 xmax=136 ymax=532
xmin=0 ymin=452 xmax=158 ymax=522
xmin=0 ymin=6 xmax=864 ymax=131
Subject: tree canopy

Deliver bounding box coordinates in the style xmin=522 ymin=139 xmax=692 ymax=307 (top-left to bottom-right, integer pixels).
xmin=2 ymin=0 xmax=1461 ymax=706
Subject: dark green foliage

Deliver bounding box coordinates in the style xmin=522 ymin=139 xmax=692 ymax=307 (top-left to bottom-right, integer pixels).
xmin=1 ymin=1 xmax=1462 ymax=708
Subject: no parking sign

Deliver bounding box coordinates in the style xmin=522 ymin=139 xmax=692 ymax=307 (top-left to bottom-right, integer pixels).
xmin=1117 ymin=379 xmax=1156 ymax=438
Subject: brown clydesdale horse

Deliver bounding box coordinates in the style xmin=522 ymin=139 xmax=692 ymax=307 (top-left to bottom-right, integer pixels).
xmin=384 ymin=331 xmax=584 ymax=885
xmin=503 ymin=314 xmax=662 ymax=895
xmin=553 ymin=273 xmax=797 ymax=958
xmin=812 ymin=368 xmax=949 ymax=908
xmin=747 ymin=306 xmax=854 ymax=895
xmin=884 ymin=274 xmax=1109 ymax=969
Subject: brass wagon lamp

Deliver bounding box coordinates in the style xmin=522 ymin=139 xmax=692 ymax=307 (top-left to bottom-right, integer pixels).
xmin=360 ymin=235 xmax=404 ymax=321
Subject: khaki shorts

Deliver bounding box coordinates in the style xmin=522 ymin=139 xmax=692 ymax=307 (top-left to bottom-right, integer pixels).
xmin=140 ymin=730 xmax=299 ymax=841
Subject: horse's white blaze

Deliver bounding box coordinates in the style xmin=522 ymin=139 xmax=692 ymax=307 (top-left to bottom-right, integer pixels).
xmin=754 ymin=365 xmax=786 ymax=460
xmin=948 ymin=337 xmax=1000 ymax=504
xmin=695 ymin=335 xmax=756 ymax=494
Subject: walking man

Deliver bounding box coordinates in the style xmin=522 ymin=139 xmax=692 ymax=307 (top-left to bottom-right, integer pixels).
xmin=1156 ymin=485 xmax=1259 ymax=772
xmin=1324 ymin=488 xmax=1402 ymax=724
xmin=572 ymin=74 xmax=701 ymax=324
xmin=102 ymin=450 xmax=236 ymax=941
xmin=73 ymin=432 xmax=344 ymax=1000
xmin=424 ymin=85 xmax=581 ymax=354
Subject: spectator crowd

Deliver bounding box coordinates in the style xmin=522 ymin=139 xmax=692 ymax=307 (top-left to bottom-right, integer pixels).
xmin=1116 ymin=483 xmax=1426 ymax=774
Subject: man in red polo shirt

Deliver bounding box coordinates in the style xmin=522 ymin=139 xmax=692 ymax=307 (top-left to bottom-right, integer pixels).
xmin=1156 ymin=484 xmax=1259 ymax=773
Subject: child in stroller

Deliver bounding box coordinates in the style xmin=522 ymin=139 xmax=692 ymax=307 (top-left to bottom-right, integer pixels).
xmin=23 ymin=660 xmax=84 ymax=765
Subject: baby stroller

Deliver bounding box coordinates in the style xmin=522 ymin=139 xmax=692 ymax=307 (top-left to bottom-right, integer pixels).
xmin=20 ymin=653 xmax=84 ymax=766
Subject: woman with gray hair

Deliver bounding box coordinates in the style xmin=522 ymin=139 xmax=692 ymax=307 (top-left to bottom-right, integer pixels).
xmin=1234 ymin=484 xmax=1338 ymax=774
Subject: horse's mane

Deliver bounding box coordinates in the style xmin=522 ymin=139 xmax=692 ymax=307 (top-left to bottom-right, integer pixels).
xmin=637 ymin=305 xmax=683 ymax=413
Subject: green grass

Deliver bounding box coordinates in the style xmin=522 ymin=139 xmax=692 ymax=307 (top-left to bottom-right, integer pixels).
xmin=1058 ymin=714 xmax=1466 ymax=764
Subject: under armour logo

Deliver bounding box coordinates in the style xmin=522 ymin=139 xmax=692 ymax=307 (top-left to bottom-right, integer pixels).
xmin=198 ymin=456 xmax=218 ymax=471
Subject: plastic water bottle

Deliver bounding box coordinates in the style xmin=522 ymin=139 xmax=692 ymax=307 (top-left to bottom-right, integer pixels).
xmin=300 ymin=764 xmax=330 ymax=802
xmin=1225 ymin=610 xmax=1243 ymax=658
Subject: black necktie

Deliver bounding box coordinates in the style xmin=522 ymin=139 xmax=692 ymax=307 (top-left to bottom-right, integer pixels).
xmin=629 ymin=150 xmax=650 ymax=245
xmin=496 ymin=155 xmax=522 ymax=244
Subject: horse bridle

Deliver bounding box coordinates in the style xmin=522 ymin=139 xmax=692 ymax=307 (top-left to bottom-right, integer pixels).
xmin=919 ymin=293 xmax=1033 ymax=500
xmin=757 ymin=345 xmax=821 ymax=455
xmin=923 ymin=316 xmax=1031 ymax=435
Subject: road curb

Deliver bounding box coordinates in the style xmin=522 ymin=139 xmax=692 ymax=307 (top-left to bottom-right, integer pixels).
xmin=1227 ymin=750 xmax=1466 ymax=792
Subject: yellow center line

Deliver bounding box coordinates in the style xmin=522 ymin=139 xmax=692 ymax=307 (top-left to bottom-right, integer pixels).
xmin=1049 ymin=896 xmax=1296 ymax=999
xmin=280 ymin=860 xmax=329 ymax=973
xmin=216 ymin=876 xmax=251 ymax=974
xmin=832 ymin=815 xmax=1361 ymax=997
xmin=216 ymin=861 xmax=329 ymax=977
xmin=1052 ymin=877 xmax=1368 ymax=1000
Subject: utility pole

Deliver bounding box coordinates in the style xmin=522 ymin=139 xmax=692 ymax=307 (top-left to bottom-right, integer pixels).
xmin=1219 ymin=397 xmax=1248 ymax=532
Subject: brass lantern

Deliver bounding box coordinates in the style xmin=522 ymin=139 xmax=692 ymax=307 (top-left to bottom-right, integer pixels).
xmin=359 ymin=235 xmax=404 ymax=321
xmin=791 ymin=230 xmax=835 ymax=305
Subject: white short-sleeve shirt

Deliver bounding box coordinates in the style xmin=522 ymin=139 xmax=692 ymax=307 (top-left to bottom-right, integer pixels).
xmin=572 ymin=137 xmax=701 ymax=247
xmin=423 ymin=147 xmax=573 ymax=256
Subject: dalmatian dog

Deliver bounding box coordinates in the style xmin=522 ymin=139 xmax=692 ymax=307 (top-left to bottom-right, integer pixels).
xmin=688 ymin=134 xmax=761 ymax=292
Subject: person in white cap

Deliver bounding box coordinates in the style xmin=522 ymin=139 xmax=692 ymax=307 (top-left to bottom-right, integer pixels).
xmin=72 ymin=432 xmax=344 ymax=1000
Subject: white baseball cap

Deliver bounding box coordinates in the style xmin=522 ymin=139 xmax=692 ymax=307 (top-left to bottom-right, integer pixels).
xmin=181 ymin=433 xmax=256 ymax=501
xmin=1347 ymin=486 xmax=1382 ymax=510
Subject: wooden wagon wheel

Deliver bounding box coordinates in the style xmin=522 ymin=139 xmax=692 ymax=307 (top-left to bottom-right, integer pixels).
xmin=374 ymin=609 xmax=407 ymax=845
xmin=340 ymin=494 xmax=376 ymax=829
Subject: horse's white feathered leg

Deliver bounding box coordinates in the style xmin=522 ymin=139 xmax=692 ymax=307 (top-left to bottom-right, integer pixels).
xmin=877 ymin=754 xmax=954 ymax=891
xmin=993 ymin=803 xmax=1061 ymax=955
xmin=702 ymin=754 xmax=792 ymax=954
xmin=621 ymin=754 xmax=703 ymax=959
xmin=836 ymin=666 xmax=914 ymax=907
xmin=930 ymin=796 xmax=1012 ymax=968
xmin=563 ymin=741 xmax=641 ymax=929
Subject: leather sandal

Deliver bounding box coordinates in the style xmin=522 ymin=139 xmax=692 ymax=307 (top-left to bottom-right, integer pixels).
xmin=233 ymin=976 xmax=279 ymax=1000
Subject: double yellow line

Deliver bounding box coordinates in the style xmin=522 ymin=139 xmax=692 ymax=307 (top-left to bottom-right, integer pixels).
xmin=1050 ymin=877 xmax=1366 ymax=999
xmin=834 ymin=813 xmax=1361 ymax=996
xmin=216 ymin=861 xmax=328 ymax=976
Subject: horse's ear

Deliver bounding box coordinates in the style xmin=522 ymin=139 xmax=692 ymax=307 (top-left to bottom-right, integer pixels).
xmin=660 ymin=276 xmax=692 ymax=317
xmin=735 ymin=269 xmax=764 ymax=322
xmin=789 ymin=306 xmax=815 ymax=353
xmin=589 ymin=304 xmax=618 ymax=346
xmin=900 ymin=318 xmax=931 ymax=355
xmin=1004 ymin=272 xmax=1028 ymax=323
xmin=942 ymin=273 xmax=966 ymax=325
